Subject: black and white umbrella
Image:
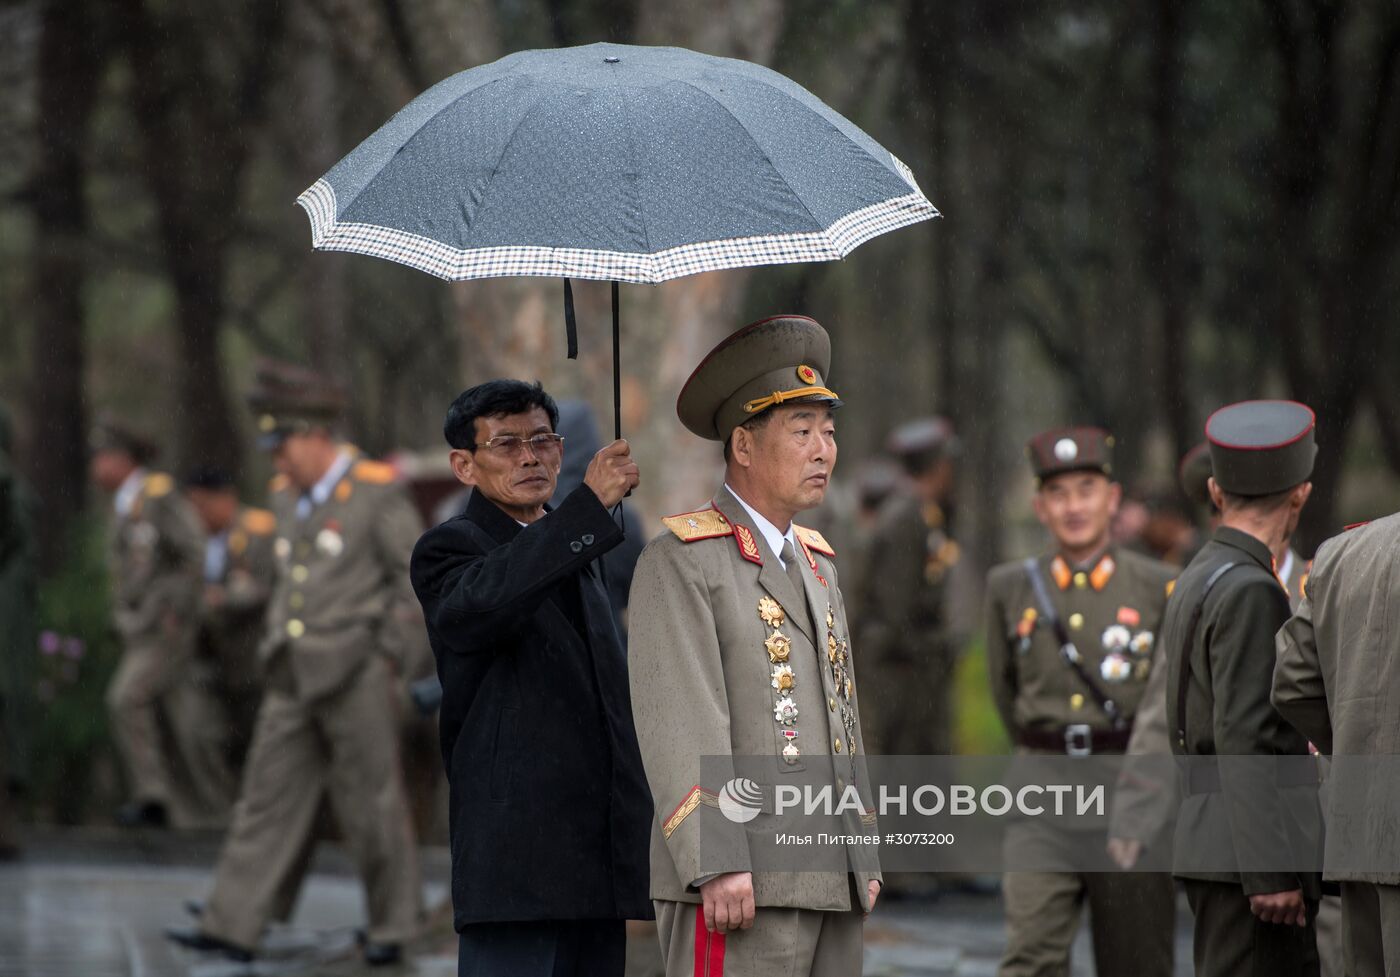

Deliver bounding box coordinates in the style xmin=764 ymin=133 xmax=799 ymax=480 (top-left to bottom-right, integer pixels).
xmin=297 ymin=42 xmax=939 ymax=433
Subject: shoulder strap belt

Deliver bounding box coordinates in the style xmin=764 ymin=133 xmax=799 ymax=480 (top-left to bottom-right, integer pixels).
xmin=1174 ymin=562 xmax=1241 ymax=751
xmin=1022 ymin=558 xmax=1126 ymax=732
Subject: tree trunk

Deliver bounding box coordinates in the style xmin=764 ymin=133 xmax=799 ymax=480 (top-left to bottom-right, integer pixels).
xmin=27 ymin=0 xmax=104 ymax=572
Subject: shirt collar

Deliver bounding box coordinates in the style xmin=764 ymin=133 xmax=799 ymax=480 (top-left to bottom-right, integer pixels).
xmin=114 ymin=468 xmax=147 ymax=518
xmin=1212 ymin=525 xmax=1276 ymax=572
xmin=308 ymin=450 xmax=354 ymax=507
xmin=724 ymin=483 xmax=797 ymax=567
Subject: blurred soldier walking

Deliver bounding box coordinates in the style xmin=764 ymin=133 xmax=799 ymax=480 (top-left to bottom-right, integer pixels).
xmin=985 ymin=427 xmax=1176 ymax=977
xmin=1275 ymin=511 xmax=1400 ymax=977
xmin=0 ymin=407 xmax=36 ymax=858
xmin=1165 ymin=401 xmax=1322 ymax=977
xmin=167 ymin=364 xmax=423 ymax=966
xmin=184 ymin=468 xmax=278 ymax=766
xmin=90 ymin=416 xmax=234 ymax=828
xmin=855 ymin=417 xmax=965 ymax=758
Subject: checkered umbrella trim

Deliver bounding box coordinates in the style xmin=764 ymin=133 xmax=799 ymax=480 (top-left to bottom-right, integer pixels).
xmin=295 ymin=158 xmax=939 ymax=285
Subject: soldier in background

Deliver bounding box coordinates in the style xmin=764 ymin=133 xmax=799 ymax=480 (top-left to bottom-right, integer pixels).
xmin=985 ymin=426 xmax=1176 ymax=977
xmin=89 ymin=416 xmax=234 ymax=829
xmin=0 ymin=407 xmax=36 ymax=859
xmin=855 ymin=417 xmax=966 ymax=758
xmin=184 ymin=468 xmax=278 ymax=766
xmin=167 ymin=364 xmax=423 ymax=966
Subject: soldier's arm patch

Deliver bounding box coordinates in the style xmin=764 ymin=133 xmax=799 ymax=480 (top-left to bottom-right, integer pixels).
xmin=794 ymin=524 xmax=835 ymax=556
xmin=660 ymin=508 xmax=734 ymax=543
xmin=144 ymin=472 xmax=174 ymax=498
xmin=351 ymin=459 xmax=397 ymax=484
xmin=241 ymin=508 xmax=276 ymax=536
xmin=661 ymin=785 xmax=719 ymax=839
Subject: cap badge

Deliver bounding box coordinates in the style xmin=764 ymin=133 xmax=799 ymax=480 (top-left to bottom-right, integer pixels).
xmin=797 ymin=364 xmax=818 ymax=385
xmin=259 ymin=414 xmax=277 ymax=432
xmin=1053 ymin=437 xmax=1079 ymax=462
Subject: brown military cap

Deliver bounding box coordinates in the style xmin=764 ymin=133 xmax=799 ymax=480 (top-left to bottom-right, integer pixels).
xmin=1178 ymin=441 xmax=1212 ymax=506
xmin=677 ymin=315 xmax=842 ymax=442
xmin=1205 ymin=400 xmax=1316 ymax=496
xmin=1025 ymin=426 xmax=1114 ymax=485
xmin=90 ymin=412 xmax=158 ymax=465
xmin=246 ymin=358 xmax=347 ymax=451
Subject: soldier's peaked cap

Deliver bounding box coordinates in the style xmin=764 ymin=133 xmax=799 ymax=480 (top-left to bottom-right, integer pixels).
xmin=677 ymin=315 xmax=842 ymax=442
xmin=1205 ymin=400 xmax=1316 ymax=496
xmin=246 ymin=358 xmax=347 ymax=451
xmin=1026 ymin=426 xmax=1114 ymax=484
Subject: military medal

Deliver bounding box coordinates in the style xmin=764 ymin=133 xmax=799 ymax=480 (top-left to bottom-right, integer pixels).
xmin=770 ymin=664 xmax=795 ymax=693
xmin=1100 ymin=654 xmax=1132 ymax=684
xmin=316 ymin=527 xmax=344 ymax=557
xmin=765 ymin=632 xmax=791 ymax=663
xmin=758 ymin=596 xmax=785 ymax=628
xmin=275 ymin=537 xmax=291 ymax=561
xmin=774 ymin=697 xmax=799 ymax=725
xmin=1101 ymin=624 xmax=1131 ymax=653
xmin=782 ymin=729 xmax=800 ymax=763
xmin=1129 ymin=631 xmax=1154 ymax=657
xmin=827 ymin=633 xmax=839 ymax=663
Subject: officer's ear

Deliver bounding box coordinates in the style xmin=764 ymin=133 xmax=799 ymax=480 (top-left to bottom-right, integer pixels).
xmin=1106 ymin=480 xmax=1123 ymax=515
xmin=1290 ymin=481 xmax=1313 ymax=512
xmin=1206 ymin=476 xmax=1226 ymax=513
xmin=449 ymin=449 xmax=478 ymax=488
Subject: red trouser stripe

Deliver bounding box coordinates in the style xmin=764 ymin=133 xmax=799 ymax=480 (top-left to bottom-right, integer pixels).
xmin=693 ymin=906 xmax=727 ymax=977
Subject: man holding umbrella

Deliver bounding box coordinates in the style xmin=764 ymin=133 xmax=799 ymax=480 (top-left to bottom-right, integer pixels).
xmin=630 ymin=315 xmax=880 ymax=976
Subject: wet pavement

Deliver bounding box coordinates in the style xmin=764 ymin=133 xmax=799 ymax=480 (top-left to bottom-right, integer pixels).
xmin=0 ymin=829 xmax=1192 ymax=976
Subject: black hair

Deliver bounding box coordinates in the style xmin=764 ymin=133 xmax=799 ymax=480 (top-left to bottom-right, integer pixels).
xmin=183 ymin=466 xmax=236 ymax=490
xmin=1220 ymin=485 xmax=1299 ymax=515
xmin=443 ymin=380 xmax=559 ymax=450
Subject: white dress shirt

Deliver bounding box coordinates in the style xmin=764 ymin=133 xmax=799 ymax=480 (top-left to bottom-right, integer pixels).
xmin=724 ymin=483 xmax=797 ymax=569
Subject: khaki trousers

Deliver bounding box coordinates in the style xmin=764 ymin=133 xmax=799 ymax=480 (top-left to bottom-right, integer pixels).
xmin=654 ymin=899 xmax=862 ymax=977
xmin=1182 ymin=878 xmax=1318 ymax=977
xmin=106 ymin=635 xmax=235 ymax=821
xmin=1315 ymin=893 xmax=1344 ymax=977
xmin=1340 ymin=881 xmax=1400 ymax=977
xmin=201 ymin=655 xmax=421 ymax=950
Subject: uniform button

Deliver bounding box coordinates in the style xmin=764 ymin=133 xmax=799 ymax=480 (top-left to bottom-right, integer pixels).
xmin=1070 ymin=693 xmax=1085 ymax=711
xmin=570 ymin=541 xmax=583 ymax=553
xmin=289 ymin=593 xmax=304 ymax=610
xmin=1068 ymin=612 xmax=1085 ymax=630
xmin=287 ymin=619 xmax=305 ymax=639
xmin=291 ymin=565 xmax=309 ymax=583
xmin=1074 ymin=572 xmax=1089 ymax=589
xmin=296 ymin=541 xmax=311 ymax=558
xmin=828 ymin=698 xmax=836 ymax=712
xmin=834 ymin=738 xmax=843 ymax=753
xmin=582 ymin=534 xmax=595 ymax=545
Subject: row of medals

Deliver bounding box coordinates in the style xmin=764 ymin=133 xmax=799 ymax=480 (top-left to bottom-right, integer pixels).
xmin=1020 ymin=611 xmax=1155 ymax=684
xmin=759 ymin=595 xmax=857 ymax=764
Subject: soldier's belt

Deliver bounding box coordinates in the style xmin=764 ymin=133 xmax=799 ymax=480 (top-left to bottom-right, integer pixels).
xmin=1184 ymin=760 xmax=1319 ymax=795
xmin=1016 ymin=725 xmax=1130 ymax=756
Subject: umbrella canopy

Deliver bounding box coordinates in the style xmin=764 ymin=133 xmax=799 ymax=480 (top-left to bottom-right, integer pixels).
xmin=297 ymin=42 xmax=938 ymax=285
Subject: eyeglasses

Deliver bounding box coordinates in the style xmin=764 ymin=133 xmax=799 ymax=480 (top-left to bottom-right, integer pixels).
xmin=473 ymin=433 xmax=565 ymax=458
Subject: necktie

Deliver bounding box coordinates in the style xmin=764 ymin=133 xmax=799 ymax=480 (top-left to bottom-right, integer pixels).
xmin=781 ymin=539 xmax=807 ymax=599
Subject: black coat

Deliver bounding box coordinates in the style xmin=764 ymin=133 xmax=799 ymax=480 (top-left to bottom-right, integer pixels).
xmin=410 ymin=485 xmax=654 ymax=928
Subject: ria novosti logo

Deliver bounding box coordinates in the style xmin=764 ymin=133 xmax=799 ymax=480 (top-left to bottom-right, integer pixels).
xmin=718 ymin=778 xmax=764 ymax=824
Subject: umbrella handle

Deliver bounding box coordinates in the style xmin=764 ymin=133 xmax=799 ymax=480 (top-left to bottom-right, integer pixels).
xmin=612 ymin=280 xmax=632 ymax=507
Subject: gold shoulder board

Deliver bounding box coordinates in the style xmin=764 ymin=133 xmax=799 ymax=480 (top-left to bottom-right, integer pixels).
xmin=241 ymin=507 xmax=276 ymax=536
xmin=352 ymin=460 xmax=396 ymax=484
xmin=661 ymin=508 xmax=734 ymax=543
xmin=794 ymin=524 xmax=835 ymax=557
xmin=144 ymin=472 xmax=174 ymax=498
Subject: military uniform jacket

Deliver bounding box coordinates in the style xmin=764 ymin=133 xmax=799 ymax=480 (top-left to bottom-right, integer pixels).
xmin=629 ymin=486 xmax=880 ymax=912
xmin=1275 ymin=513 xmax=1400 ymax=884
xmin=201 ymin=506 xmax=278 ymax=691
xmin=263 ymin=453 xmax=424 ymax=702
xmin=1164 ymin=526 xmax=1321 ymax=896
xmin=855 ymin=494 xmax=963 ymax=676
xmin=410 ymin=485 xmax=653 ymax=927
xmin=108 ymin=471 xmax=204 ymax=642
xmin=986 ymin=546 xmax=1174 ymax=746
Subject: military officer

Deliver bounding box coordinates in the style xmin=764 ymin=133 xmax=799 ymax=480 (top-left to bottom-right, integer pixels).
xmin=630 ymin=315 xmax=880 ymax=977
xmin=985 ymin=426 xmax=1176 ymax=977
xmin=183 ymin=467 xmax=279 ymax=765
xmin=854 ymin=416 xmax=965 ymax=758
xmin=1275 ymin=513 xmax=1400 ymax=976
xmin=90 ymin=416 xmax=233 ymax=828
xmin=1165 ymin=400 xmax=1322 ymax=976
xmin=0 ymin=406 xmax=36 ymax=858
xmin=167 ymin=364 xmax=423 ymax=966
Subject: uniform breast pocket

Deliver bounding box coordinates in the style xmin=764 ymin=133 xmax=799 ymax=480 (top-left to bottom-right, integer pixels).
xmin=489 ymin=706 xmax=520 ymax=801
